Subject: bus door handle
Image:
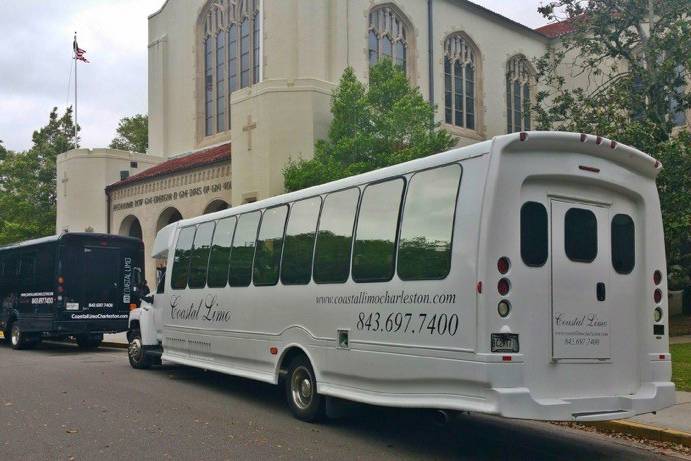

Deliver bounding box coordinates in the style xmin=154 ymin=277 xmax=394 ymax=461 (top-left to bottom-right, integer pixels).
xmin=596 ymin=282 xmax=606 ymax=302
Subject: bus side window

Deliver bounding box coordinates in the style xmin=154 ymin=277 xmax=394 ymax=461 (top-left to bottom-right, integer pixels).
xmin=520 ymin=202 xmax=548 ymax=267
xmin=171 ymin=227 xmax=197 ymax=290
xmin=398 ymin=164 xmax=462 ymax=281
xmin=254 ymin=205 xmax=288 ymax=286
xmin=35 ymin=247 xmax=55 ymax=289
xmin=281 ymin=197 xmax=322 ymax=285
xmin=228 ymin=211 xmax=261 ymax=287
xmin=611 ymin=214 xmax=635 ymax=274
xmin=19 ymin=254 xmax=35 ymax=289
xmin=353 ymin=178 xmax=405 ymax=283
xmin=188 ymin=221 xmax=216 ymax=289
xmin=207 ymin=217 xmax=237 ymax=288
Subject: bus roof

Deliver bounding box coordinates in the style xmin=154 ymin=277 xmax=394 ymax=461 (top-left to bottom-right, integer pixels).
xmin=0 ymin=232 xmax=142 ymax=252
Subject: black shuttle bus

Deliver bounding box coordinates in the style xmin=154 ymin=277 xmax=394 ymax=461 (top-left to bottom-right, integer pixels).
xmin=0 ymin=233 xmax=145 ymax=350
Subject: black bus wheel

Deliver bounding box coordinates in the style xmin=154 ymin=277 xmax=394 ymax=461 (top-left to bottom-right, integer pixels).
xmin=128 ymin=331 xmax=152 ymax=370
xmin=76 ymin=334 xmax=102 ymax=349
xmin=10 ymin=324 xmax=26 ymax=350
xmin=285 ymin=355 xmax=325 ymax=422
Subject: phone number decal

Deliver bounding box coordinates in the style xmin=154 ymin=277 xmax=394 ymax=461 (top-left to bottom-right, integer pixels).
xmin=356 ymin=312 xmax=459 ymax=336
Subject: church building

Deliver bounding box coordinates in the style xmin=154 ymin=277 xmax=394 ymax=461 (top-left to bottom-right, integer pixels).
xmin=55 ymin=0 xmax=588 ymax=284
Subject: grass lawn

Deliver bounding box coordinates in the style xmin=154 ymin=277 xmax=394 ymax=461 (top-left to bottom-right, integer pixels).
xmin=671 ymin=343 xmax=691 ymax=392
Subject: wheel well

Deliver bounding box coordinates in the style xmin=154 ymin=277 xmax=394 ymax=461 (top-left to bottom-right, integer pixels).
xmin=278 ymin=346 xmax=309 ymax=383
xmin=127 ymin=320 xmax=140 ymax=342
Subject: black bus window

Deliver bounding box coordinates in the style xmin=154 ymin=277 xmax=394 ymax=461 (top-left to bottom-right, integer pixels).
xmin=398 ymin=164 xmax=462 ymax=280
xmin=207 ymin=217 xmax=236 ymax=288
xmin=281 ymin=197 xmax=322 ymax=285
xmin=19 ymin=254 xmax=35 ymax=288
xmin=188 ymin=221 xmax=216 ymax=289
xmin=520 ymin=202 xmax=548 ymax=267
xmin=565 ymin=208 xmax=597 ymax=263
xmin=313 ymin=188 xmax=360 ymax=284
xmin=171 ymin=227 xmax=196 ymax=289
xmin=353 ymin=178 xmax=405 ymax=283
xmin=611 ymin=214 xmax=635 ymax=274
xmin=228 ymin=211 xmax=261 ymax=287
xmin=254 ymin=205 xmax=288 ymax=286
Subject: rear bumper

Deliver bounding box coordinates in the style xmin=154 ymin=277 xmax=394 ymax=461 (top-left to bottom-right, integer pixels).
xmin=493 ymin=381 xmax=676 ymax=421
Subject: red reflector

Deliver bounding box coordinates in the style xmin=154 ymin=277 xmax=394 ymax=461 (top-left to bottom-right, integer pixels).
xmin=498 ymin=278 xmax=510 ymax=296
xmin=270 ymin=347 xmax=278 ymax=355
xmin=129 ymin=303 xmax=137 ymax=311
xmin=596 ymin=136 xmax=603 ymax=145
xmin=654 ymin=289 xmax=662 ymax=304
xmin=659 ymin=354 xmax=666 ymax=360
xmin=57 ymin=286 xmax=64 ymax=293
xmin=476 ymin=281 xmax=482 ymax=294
xmin=579 ymin=165 xmax=600 ymax=173
xmin=610 ymin=140 xmax=616 ymax=149
xmin=519 ymin=132 xmax=528 ymax=141
xmin=654 ymin=270 xmax=662 ymax=285
xmin=502 ymin=356 xmax=512 ymax=362
xmin=497 ymin=257 xmax=510 ymax=274
xmin=654 ymin=160 xmax=660 ymax=168
xmin=580 ymin=133 xmax=587 ymax=142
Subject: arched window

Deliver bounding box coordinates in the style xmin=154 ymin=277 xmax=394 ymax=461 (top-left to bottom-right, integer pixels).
xmin=506 ymin=55 xmax=535 ymax=133
xmin=201 ymin=0 xmax=261 ymax=138
xmin=444 ymin=34 xmax=477 ymax=131
xmin=368 ymin=5 xmax=409 ymax=73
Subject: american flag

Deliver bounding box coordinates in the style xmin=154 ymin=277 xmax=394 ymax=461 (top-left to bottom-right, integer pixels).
xmin=73 ymin=37 xmax=89 ymax=63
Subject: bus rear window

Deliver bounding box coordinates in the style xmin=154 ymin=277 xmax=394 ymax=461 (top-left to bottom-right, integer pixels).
xmin=520 ymin=202 xmax=548 ymax=267
xmin=565 ymin=208 xmax=597 ymax=263
xmin=611 ymin=214 xmax=635 ymax=274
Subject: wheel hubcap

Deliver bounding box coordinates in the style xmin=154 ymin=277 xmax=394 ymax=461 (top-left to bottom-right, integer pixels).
xmin=291 ymin=366 xmax=313 ymax=410
xmin=129 ymin=339 xmax=142 ymax=361
xmin=11 ymin=327 xmax=19 ymax=346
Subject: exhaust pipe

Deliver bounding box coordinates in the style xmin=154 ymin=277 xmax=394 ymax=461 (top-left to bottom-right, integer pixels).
xmin=432 ymin=410 xmax=450 ymax=426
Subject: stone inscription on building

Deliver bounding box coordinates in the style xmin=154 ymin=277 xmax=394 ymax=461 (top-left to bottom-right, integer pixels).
xmin=113 ymin=181 xmax=232 ymax=212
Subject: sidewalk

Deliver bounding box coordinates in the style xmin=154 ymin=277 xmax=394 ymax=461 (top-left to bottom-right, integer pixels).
xmin=588 ymin=391 xmax=691 ymax=448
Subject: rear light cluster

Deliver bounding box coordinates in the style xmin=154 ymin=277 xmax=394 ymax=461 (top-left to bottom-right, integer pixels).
xmin=57 ymin=275 xmax=65 ymax=294
xmin=653 ymin=270 xmax=664 ymax=324
xmin=497 ymin=257 xmax=511 ymax=318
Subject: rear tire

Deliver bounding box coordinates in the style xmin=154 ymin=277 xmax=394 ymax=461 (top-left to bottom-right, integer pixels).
xmin=76 ymin=334 xmax=103 ymax=349
xmin=284 ymin=355 xmax=325 ymax=422
xmin=128 ymin=331 xmax=152 ymax=370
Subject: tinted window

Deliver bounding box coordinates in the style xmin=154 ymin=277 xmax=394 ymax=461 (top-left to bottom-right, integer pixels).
xmin=521 ymin=202 xmax=548 ymax=267
xmin=565 ymin=208 xmax=597 ymax=263
xmin=353 ymin=179 xmax=405 ymax=282
xmin=281 ymin=197 xmax=321 ymax=285
xmin=188 ymin=221 xmax=215 ymax=288
xmin=314 ymin=188 xmax=360 ymax=284
xmin=171 ymin=227 xmax=196 ymax=289
xmin=611 ymin=214 xmax=635 ymax=274
xmin=398 ymin=165 xmax=462 ymax=280
xmin=254 ymin=206 xmax=288 ymax=286
xmin=207 ymin=217 xmax=236 ymax=288
xmin=228 ymin=211 xmax=260 ymax=286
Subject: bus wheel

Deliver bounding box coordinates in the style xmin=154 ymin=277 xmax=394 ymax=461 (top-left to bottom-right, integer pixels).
xmin=285 ymin=355 xmax=325 ymax=422
xmin=10 ymin=324 xmax=27 ymax=350
xmin=128 ymin=331 xmax=152 ymax=370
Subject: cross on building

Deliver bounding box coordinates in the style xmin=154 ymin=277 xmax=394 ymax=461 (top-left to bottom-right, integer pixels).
xmin=242 ymin=115 xmax=257 ymax=151
xmin=61 ymin=171 xmax=69 ymax=197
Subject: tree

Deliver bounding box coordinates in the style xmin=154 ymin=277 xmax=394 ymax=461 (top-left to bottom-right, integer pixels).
xmin=0 ymin=107 xmax=77 ymax=244
xmin=283 ymin=61 xmax=455 ymax=192
xmin=109 ymin=114 xmax=148 ymax=153
xmin=534 ymin=0 xmax=690 ymax=280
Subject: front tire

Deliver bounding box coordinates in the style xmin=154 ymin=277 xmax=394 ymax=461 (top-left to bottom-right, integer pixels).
xmin=128 ymin=331 xmax=152 ymax=369
xmin=285 ymin=355 xmax=325 ymax=422
xmin=10 ymin=324 xmax=27 ymax=350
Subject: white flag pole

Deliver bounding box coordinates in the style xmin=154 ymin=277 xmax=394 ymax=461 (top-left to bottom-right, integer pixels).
xmin=74 ymin=32 xmax=78 ymax=148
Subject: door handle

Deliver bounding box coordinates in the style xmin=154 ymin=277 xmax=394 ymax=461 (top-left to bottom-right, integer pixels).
xmin=596 ymin=282 xmax=606 ymax=301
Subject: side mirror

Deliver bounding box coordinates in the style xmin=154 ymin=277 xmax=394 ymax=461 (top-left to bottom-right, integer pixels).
xmin=142 ymin=294 xmax=154 ymax=304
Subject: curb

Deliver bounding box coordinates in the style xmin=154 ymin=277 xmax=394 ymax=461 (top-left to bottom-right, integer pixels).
xmin=585 ymin=420 xmax=691 ymax=448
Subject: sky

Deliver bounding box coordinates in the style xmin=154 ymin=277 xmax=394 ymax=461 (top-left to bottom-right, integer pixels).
xmin=0 ymin=0 xmax=549 ymax=153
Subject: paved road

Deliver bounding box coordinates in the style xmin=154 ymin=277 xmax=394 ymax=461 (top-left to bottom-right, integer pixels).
xmin=0 ymin=342 xmax=683 ymax=460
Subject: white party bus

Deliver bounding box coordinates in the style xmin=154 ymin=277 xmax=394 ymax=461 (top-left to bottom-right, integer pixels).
xmin=127 ymin=131 xmax=675 ymax=422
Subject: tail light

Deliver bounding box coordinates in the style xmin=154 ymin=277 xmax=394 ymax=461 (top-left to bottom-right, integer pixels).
xmin=57 ymin=275 xmax=64 ymax=293
xmin=498 ymin=278 xmax=511 ymax=296
xmin=129 ymin=303 xmax=138 ymax=311
xmin=654 ymin=289 xmax=662 ymax=304
xmin=653 ymin=270 xmax=662 ymax=285
xmin=497 ymin=257 xmax=510 ymax=275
